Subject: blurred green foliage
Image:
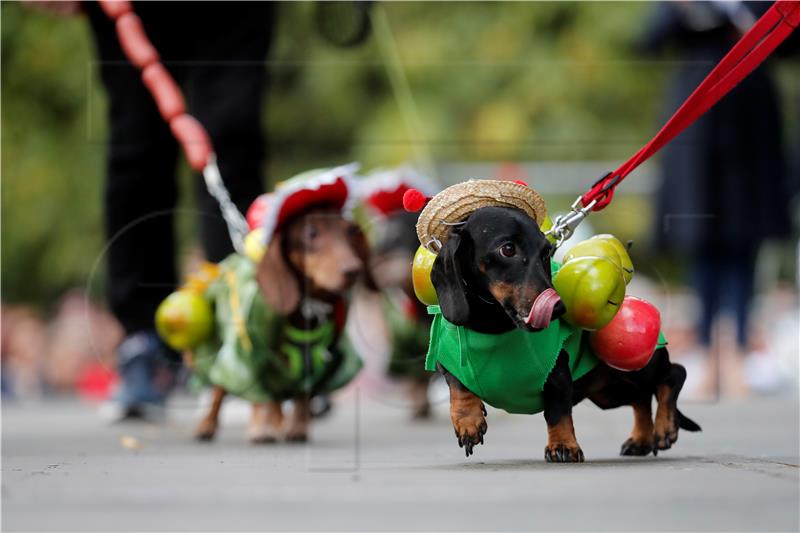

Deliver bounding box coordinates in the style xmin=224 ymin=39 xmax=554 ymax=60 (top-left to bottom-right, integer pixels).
xmin=2 ymin=2 xmax=797 ymax=309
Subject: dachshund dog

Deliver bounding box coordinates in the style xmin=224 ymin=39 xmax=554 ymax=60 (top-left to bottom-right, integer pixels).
xmin=431 ymin=206 xmax=700 ymax=461
xmin=194 ymin=205 xmax=373 ymax=443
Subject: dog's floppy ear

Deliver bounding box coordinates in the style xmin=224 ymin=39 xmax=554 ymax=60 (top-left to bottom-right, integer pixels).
xmin=430 ymin=230 xmax=470 ymax=325
xmin=256 ymin=231 xmax=300 ymax=315
xmin=351 ymin=225 xmax=379 ymax=291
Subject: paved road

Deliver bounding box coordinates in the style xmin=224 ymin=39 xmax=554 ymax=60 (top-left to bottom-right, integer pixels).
xmin=2 ymin=391 xmax=798 ymax=532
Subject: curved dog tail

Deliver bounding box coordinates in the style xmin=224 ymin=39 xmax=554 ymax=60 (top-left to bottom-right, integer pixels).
xmin=677 ymin=409 xmax=702 ymax=432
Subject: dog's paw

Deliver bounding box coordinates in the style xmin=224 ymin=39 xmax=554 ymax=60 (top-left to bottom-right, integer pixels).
xmin=453 ymin=412 xmax=487 ymax=457
xmin=246 ymin=424 xmax=280 ymax=445
xmin=544 ymin=443 xmax=584 ymax=463
xmin=194 ymin=419 xmax=218 ymax=442
xmin=284 ymin=426 xmax=309 ymax=443
xmin=653 ymin=425 xmax=678 ymax=451
xmin=620 ymin=436 xmax=654 ymax=456
xmin=653 ymin=412 xmax=679 ymax=451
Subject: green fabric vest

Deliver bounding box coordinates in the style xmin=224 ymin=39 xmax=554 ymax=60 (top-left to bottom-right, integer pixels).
xmin=425 ymin=305 xmax=599 ymax=414
xmin=191 ymin=254 xmax=362 ymax=402
xmin=426 ymin=311 xmax=668 ymax=414
xmin=424 ymin=261 xmax=666 ymax=414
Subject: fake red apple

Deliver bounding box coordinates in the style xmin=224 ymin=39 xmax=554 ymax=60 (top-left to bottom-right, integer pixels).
xmin=155 ymin=290 xmax=214 ymax=350
xmin=553 ymin=256 xmax=626 ymax=330
xmin=562 ymin=234 xmax=634 ymax=284
xmin=412 ymin=245 xmax=438 ymax=305
xmin=590 ymin=296 xmax=661 ymax=371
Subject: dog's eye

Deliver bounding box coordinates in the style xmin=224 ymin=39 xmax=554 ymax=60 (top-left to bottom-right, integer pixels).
xmin=499 ymin=243 xmax=516 ymax=258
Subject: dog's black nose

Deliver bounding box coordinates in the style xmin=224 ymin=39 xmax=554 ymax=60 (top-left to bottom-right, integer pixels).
xmin=551 ymin=299 xmax=566 ymax=320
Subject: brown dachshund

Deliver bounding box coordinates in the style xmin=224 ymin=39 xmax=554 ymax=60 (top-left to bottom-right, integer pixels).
xmin=194 ymin=206 xmax=374 ymax=443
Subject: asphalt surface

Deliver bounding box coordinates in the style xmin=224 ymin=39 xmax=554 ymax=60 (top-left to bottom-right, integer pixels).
xmin=2 ymin=391 xmax=798 ymax=532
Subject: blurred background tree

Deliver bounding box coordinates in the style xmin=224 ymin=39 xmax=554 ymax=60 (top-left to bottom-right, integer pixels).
xmin=2 ymin=1 xmax=798 ymax=309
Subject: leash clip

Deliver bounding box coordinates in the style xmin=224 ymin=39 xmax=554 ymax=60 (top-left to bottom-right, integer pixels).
xmin=202 ymin=154 xmax=251 ymax=254
xmin=545 ymin=195 xmax=596 ymax=249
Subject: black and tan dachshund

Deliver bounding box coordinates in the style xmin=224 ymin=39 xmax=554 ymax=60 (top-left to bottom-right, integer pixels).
xmin=431 ymin=206 xmax=700 ymax=461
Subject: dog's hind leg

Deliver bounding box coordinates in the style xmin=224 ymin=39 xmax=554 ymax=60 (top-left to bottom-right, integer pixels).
xmin=620 ymin=399 xmax=655 ymax=456
xmin=248 ymin=401 xmax=284 ymax=444
xmin=543 ymin=351 xmax=584 ymax=462
xmin=195 ymin=386 xmax=226 ymax=441
xmin=653 ymin=361 xmax=702 ymax=451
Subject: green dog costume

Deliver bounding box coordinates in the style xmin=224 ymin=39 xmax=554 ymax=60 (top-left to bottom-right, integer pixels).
xmin=191 ymin=254 xmax=362 ymax=403
xmin=425 ymin=261 xmax=666 ymax=415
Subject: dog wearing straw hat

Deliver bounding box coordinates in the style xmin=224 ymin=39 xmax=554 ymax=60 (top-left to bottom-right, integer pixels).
xmin=405 ymin=179 xmax=700 ymax=461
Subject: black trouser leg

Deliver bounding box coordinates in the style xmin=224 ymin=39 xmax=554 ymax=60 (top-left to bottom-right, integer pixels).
xmin=186 ymin=3 xmax=273 ymax=261
xmin=87 ymin=4 xmax=180 ymax=336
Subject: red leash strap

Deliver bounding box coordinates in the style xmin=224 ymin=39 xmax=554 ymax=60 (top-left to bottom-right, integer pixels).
xmin=581 ymin=0 xmax=800 ymax=211
xmin=99 ymin=1 xmax=213 ymax=171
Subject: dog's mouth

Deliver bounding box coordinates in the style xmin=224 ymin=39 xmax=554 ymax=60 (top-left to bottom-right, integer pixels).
xmin=524 ymin=288 xmax=563 ymax=330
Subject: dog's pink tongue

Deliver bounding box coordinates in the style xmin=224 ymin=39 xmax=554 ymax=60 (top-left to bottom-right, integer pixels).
xmin=526 ymin=288 xmax=561 ymax=329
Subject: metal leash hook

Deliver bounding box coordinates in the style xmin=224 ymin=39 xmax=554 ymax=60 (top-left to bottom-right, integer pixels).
xmin=545 ymin=196 xmax=597 ymax=249
xmin=202 ymin=154 xmax=250 ymax=255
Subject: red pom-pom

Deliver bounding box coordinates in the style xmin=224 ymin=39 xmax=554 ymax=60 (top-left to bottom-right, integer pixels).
xmin=403 ymin=188 xmax=427 ymax=212
xmin=513 ymin=180 xmax=529 ymax=187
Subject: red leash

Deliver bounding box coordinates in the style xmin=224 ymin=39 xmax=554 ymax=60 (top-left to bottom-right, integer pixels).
xmin=580 ymin=0 xmax=799 ymax=212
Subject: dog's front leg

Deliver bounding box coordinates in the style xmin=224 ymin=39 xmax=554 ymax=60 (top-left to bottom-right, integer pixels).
xmin=195 ymin=385 xmax=226 ymax=441
xmin=438 ymin=363 xmax=487 ymax=457
xmin=285 ymin=395 xmax=311 ymax=442
xmin=543 ymin=351 xmax=584 ymax=462
xmin=247 ymin=401 xmax=283 ymax=444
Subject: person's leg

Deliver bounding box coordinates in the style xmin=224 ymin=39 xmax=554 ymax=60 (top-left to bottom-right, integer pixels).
xmin=716 ymin=252 xmax=756 ymax=396
xmin=185 ymin=3 xmax=275 ymax=261
xmin=692 ymin=254 xmax=718 ymax=349
xmin=728 ymin=253 xmax=756 ymax=350
xmin=690 ymin=253 xmax=722 ymax=398
xmin=86 ymin=4 xmax=180 ymax=411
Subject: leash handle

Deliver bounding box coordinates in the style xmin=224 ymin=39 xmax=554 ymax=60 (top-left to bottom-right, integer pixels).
xmin=100 ymin=0 xmax=248 ymax=252
xmin=580 ymin=0 xmax=799 ymax=212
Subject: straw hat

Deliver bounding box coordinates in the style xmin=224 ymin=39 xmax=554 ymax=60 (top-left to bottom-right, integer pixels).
xmin=415 ymin=179 xmax=547 ymax=251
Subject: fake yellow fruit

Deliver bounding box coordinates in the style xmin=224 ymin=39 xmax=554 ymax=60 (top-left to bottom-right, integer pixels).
xmin=540 ymin=215 xmax=556 ymax=245
xmin=562 ymin=234 xmax=634 ymax=284
xmin=553 ymin=256 xmax=626 ymax=330
xmin=155 ymin=290 xmax=213 ymax=350
xmin=412 ymin=245 xmax=439 ymax=306
xmin=243 ymin=228 xmax=266 ymax=264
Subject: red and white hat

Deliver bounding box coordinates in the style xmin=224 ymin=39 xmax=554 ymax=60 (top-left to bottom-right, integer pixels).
xmin=358 ymin=166 xmax=439 ymax=217
xmin=248 ymin=163 xmax=360 ymax=244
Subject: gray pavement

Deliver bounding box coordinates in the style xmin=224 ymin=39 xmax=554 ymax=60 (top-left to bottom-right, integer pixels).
xmin=2 ymin=391 xmax=798 ymax=532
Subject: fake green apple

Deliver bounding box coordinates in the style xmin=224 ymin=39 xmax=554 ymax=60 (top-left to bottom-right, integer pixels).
xmin=553 ymin=256 xmax=626 ymax=330
xmin=155 ymin=290 xmax=214 ymax=350
xmin=562 ymin=234 xmax=634 ymax=284
xmin=412 ymin=245 xmax=438 ymax=306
